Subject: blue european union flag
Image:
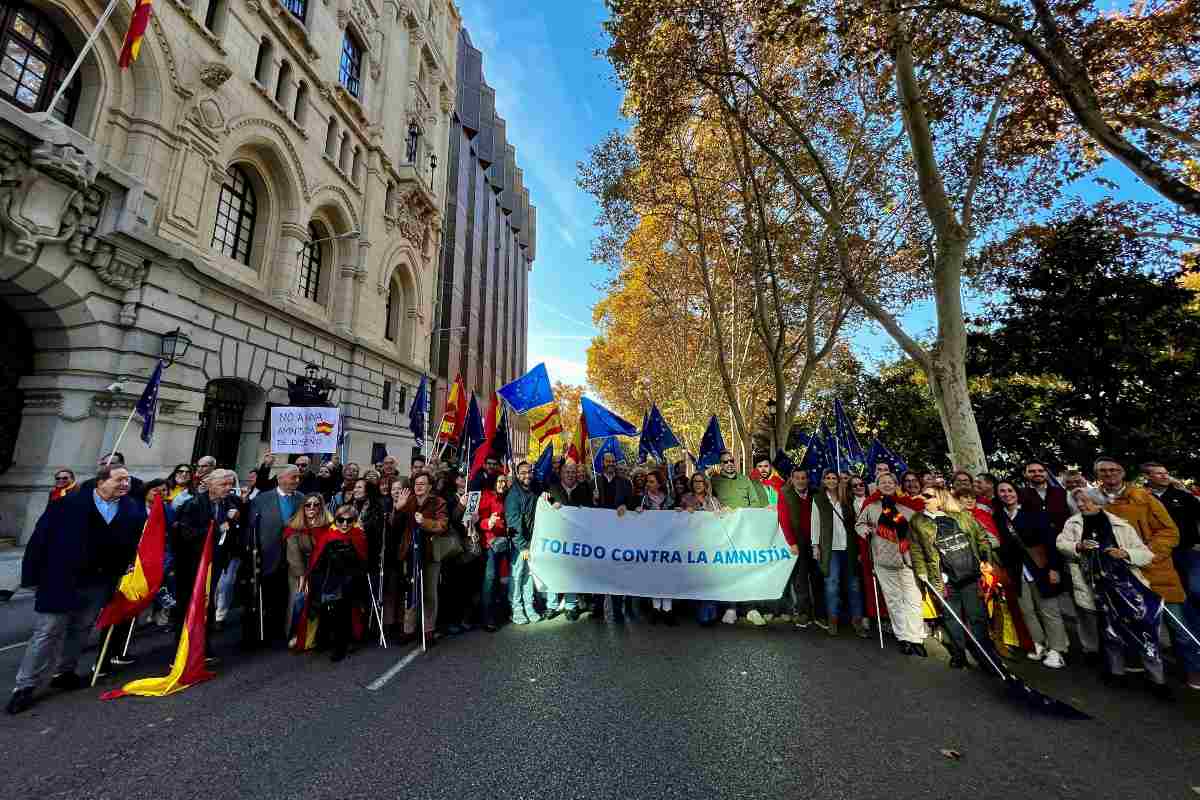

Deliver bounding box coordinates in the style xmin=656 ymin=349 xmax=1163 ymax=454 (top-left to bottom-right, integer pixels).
xmin=834 ymin=399 xmax=866 ymax=472
xmin=533 ymin=443 xmax=555 ymax=486
xmin=696 ymin=415 xmax=726 ymax=471
xmin=465 ymin=394 xmax=485 ymax=452
xmin=581 ymin=397 xmax=639 ymax=439
xmin=497 ymin=363 xmax=554 ymax=414
xmin=592 ymin=437 xmax=626 ymax=474
xmin=864 ymin=438 xmax=909 ymax=477
xmin=409 ymin=375 xmax=428 ymax=440
xmin=800 ymin=427 xmax=828 ymax=485
xmin=135 ymin=359 xmax=165 ymax=446
xmin=638 ymin=404 xmax=681 ymax=462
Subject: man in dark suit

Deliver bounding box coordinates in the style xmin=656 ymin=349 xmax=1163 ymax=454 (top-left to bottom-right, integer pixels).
xmin=7 ymin=465 xmax=145 ymax=715
xmin=1018 ymin=461 xmax=1070 ymax=537
xmin=78 ymin=451 xmax=146 ymax=505
xmin=595 ymin=451 xmax=633 ymax=623
xmin=543 ymin=461 xmax=593 ymax=621
xmin=248 ymin=465 xmax=302 ymax=645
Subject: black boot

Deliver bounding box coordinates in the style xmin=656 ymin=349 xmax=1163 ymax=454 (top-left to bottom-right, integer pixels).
xmin=6 ymin=688 xmax=34 ymax=715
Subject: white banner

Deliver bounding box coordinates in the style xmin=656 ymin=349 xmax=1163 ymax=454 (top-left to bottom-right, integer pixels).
xmin=529 ymin=499 xmax=794 ymax=601
xmin=270 ymin=406 xmax=341 ymax=454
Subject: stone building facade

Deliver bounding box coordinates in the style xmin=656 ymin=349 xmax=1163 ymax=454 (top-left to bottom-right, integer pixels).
xmin=0 ymin=0 xmax=463 ymax=543
xmin=431 ymin=26 xmax=534 ymax=459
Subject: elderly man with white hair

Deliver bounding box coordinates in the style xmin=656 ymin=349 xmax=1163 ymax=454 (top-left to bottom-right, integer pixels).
xmin=173 ymin=468 xmax=243 ymax=664
xmin=249 ymin=464 xmax=302 ymax=645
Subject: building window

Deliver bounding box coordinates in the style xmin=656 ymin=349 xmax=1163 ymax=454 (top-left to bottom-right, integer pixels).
xmin=0 ymin=3 xmax=79 ymax=123
xmin=274 ymin=59 xmax=292 ymax=106
xmin=211 ymin=165 xmax=257 ymax=265
xmin=398 ymin=385 xmax=407 ymax=413
xmin=282 ymin=0 xmax=306 ymax=23
xmin=254 ymin=37 xmax=273 ymax=86
xmin=339 ymin=32 xmax=362 ymax=98
xmin=297 ymin=222 xmax=322 ymax=301
xmin=203 ymin=0 xmax=227 ymax=34
xmin=384 ymin=281 xmax=398 ymax=341
xmin=294 ymin=80 xmax=308 ymax=124
xmin=381 ymin=379 xmax=392 ymax=411
xmin=324 ymin=116 xmax=338 ymax=157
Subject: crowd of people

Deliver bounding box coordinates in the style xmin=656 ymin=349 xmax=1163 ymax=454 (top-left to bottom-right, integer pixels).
xmin=6 ymin=445 xmax=1199 ymax=715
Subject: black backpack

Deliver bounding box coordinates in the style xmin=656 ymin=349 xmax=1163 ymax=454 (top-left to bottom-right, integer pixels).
xmin=933 ymin=516 xmax=981 ymax=588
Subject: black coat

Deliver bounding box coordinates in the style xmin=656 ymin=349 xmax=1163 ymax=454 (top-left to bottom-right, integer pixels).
xmin=1154 ymin=486 xmax=1200 ymax=552
xmin=549 ymin=481 xmax=593 ymax=508
xmin=21 ymin=490 xmax=145 ymax=613
xmin=596 ymin=473 xmax=632 ymax=510
xmin=995 ymin=507 xmax=1066 ymax=599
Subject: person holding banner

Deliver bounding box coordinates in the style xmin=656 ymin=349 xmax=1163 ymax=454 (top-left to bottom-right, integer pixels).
xmin=680 ymin=472 xmax=724 ymax=626
xmin=637 ymin=471 xmax=677 ymax=625
xmin=506 ymin=462 xmax=543 ymax=625
xmin=712 ymin=451 xmax=770 ymax=627
xmin=856 ymin=473 xmax=928 ymax=656
xmin=595 ymin=451 xmax=634 ymax=623
xmin=545 ymin=461 xmax=592 ymax=621
xmin=8 ymin=465 xmax=144 ymax=715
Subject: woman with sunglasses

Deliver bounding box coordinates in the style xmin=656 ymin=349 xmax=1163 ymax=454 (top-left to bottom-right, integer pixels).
xmin=679 ymin=473 xmax=725 ymax=626
xmin=47 ymin=468 xmax=77 ymax=505
xmin=284 ymin=494 xmax=333 ymax=648
xmin=856 ymin=473 xmax=928 ymax=655
xmin=164 ymin=464 xmax=194 ymax=503
xmin=288 ymin=501 xmax=367 ymax=661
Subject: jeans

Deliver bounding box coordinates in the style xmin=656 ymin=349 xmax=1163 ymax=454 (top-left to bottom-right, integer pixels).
xmin=481 ymin=548 xmax=510 ymax=626
xmin=605 ymin=595 xmax=627 ymax=621
xmin=1164 ymin=601 xmax=1200 ymax=673
xmin=823 ymin=550 xmax=863 ymax=621
xmin=216 ymin=557 xmax=241 ymax=621
xmin=14 ymin=585 xmax=107 ymax=691
xmin=941 ymin=582 xmax=995 ymax=666
xmin=509 ymin=552 xmax=537 ymax=622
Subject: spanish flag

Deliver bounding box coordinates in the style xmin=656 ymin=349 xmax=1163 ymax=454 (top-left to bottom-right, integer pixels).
xmin=118 ymin=0 xmax=154 ymax=69
xmin=102 ymin=523 xmax=217 ymax=699
xmin=567 ymin=412 xmax=588 ymax=464
xmin=437 ymin=374 xmax=467 ymax=443
xmin=94 ymin=494 xmax=166 ymax=631
xmin=526 ymin=401 xmax=564 ymax=461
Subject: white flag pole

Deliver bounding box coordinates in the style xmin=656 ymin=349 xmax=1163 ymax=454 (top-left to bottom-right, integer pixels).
xmin=46 ymin=0 xmax=123 ymax=116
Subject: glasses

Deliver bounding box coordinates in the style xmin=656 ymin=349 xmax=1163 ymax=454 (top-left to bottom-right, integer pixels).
xmin=335 ymin=516 xmax=356 ymax=524
xmin=720 ymin=459 xmax=735 ymax=465
xmin=304 ymin=501 xmax=323 ymax=509
xmin=54 ymin=475 xmax=71 ymax=482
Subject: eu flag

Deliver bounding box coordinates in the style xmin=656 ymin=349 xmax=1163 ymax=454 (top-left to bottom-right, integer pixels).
xmin=136 ymin=359 xmax=165 ymax=445
xmin=592 ymin=437 xmax=625 ymax=474
xmin=581 ymin=397 xmax=639 ymax=439
xmin=492 ymin=406 xmax=510 ymax=463
xmin=638 ymin=404 xmax=680 ymax=462
xmin=497 ymin=363 xmax=554 ymax=414
xmin=409 ymin=375 xmax=428 ymax=441
xmin=695 ymin=415 xmax=726 ymax=471
xmin=800 ymin=427 xmax=828 ymax=485
xmin=533 ymin=443 xmax=555 ymax=486
xmin=864 ymin=438 xmax=909 ymax=477
xmin=465 ymin=394 xmax=485 ymax=453
xmin=833 ymin=399 xmax=866 ymax=472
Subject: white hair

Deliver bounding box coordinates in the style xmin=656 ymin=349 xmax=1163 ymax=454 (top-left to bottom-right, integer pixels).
xmin=1072 ymin=486 xmax=1109 ymax=507
xmin=206 ymin=468 xmax=237 ymax=485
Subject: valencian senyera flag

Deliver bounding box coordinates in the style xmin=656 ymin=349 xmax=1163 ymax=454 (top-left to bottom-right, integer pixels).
xmin=103 ymin=523 xmax=217 ymax=699
xmin=437 ymin=374 xmax=467 ymax=443
xmin=118 ymin=0 xmax=154 ymax=68
xmin=94 ymin=494 xmax=167 ymax=630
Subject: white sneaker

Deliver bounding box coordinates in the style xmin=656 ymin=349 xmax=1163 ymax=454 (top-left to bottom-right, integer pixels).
xmin=746 ymin=609 xmax=767 ymax=627
xmin=1042 ymin=649 xmax=1065 ymax=669
xmin=721 ymin=609 xmax=738 ymax=625
xmin=1027 ymin=643 xmax=1045 ymax=661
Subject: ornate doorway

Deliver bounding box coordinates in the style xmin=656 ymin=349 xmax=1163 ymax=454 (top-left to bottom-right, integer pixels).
xmin=192 ymin=380 xmax=247 ymax=467
xmin=0 ymin=302 xmax=31 ymax=474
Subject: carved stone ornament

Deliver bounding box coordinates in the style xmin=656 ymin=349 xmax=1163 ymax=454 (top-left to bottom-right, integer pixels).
xmin=0 ymin=140 xmax=98 ymax=257
xmin=199 ymin=62 xmax=233 ymax=90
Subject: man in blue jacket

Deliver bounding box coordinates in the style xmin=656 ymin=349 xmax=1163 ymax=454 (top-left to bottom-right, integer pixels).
xmin=505 ymin=461 xmax=541 ymax=625
xmin=7 ymin=465 xmax=145 ymax=714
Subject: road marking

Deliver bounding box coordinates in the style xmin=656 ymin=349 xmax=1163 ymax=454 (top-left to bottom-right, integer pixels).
xmin=366 ymin=645 xmax=422 ymax=691
xmin=0 ymin=640 xmax=29 ymax=653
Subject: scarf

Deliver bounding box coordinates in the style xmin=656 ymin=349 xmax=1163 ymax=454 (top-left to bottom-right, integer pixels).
xmin=864 ymin=490 xmax=922 ymax=552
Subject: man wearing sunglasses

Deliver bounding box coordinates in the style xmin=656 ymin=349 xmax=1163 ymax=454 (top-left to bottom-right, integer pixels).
xmin=710 ymin=451 xmax=771 ymax=626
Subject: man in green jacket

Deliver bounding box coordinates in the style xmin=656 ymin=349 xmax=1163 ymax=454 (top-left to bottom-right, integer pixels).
xmin=711 ymin=450 xmax=770 ymax=627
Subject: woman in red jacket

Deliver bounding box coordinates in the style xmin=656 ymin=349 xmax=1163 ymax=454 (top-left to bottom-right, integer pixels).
xmin=477 ymin=474 xmax=510 ymax=632
xmin=287 ymin=499 xmax=367 ymax=661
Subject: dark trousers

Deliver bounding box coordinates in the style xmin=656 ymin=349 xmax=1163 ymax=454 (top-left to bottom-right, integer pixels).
xmin=242 ymin=568 xmax=289 ymax=646
xmin=783 ymin=551 xmax=814 ymax=618
xmin=321 ymin=599 xmax=352 ymax=656
xmin=481 ymin=548 xmax=510 ymax=626
xmin=942 ymin=582 xmax=995 ymax=666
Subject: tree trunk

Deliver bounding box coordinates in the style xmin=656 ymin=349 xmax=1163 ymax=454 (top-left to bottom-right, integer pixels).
xmin=927 ymin=352 xmax=987 ymax=473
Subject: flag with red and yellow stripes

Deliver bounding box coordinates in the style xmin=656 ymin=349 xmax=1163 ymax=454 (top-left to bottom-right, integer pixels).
xmin=437 ymin=374 xmax=467 ymax=443
xmin=94 ymin=494 xmax=166 ymax=631
xmin=526 ymin=401 xmax=564 ymax=461
xmin=118 ymin=0 xmax=154 ymax=69
xmin=102 ymin=523 xmax=217 ymax=700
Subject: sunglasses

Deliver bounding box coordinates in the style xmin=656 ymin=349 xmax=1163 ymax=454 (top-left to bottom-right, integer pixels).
xmin=54 ymin=475 xmax=71 ymax=481
xmin=720 ymin=459 xmax=735 ymax=465
xmin=304 ymin=501 xmax=323 ymax=508
xmin=335 ymin=516 xmax=356 ymax=524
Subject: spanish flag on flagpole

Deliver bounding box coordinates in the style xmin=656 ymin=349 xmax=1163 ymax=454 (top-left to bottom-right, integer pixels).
xmin=437 ymin=374 xmax=467 ymax=443
xmin=102 ymin=523 xmax=217 ymax=700
xmin=94 ymin=494 xmax=167 ymax=631
xmin=118 ymin=0 xmax=154 ymax=68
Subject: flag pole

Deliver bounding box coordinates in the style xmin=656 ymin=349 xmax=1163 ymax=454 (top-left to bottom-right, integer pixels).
xmin=91 ymin=626 xmax=114 ymax=687
xmin=105 ymin=404 xmax=139 ymax=467
xmin=46 ymin=0 xmax=122 ymax=117
xmin=120 ymin=618 xmax=136 ymax=658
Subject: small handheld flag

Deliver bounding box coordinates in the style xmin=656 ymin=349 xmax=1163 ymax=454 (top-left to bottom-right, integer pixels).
xmin=533 ymin=444 xmax=555 ymax=486
xmin=696 ymin=415 xmax=725 ymax=471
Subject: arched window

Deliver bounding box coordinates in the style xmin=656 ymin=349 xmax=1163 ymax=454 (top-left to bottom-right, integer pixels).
xmin=385 ymin=181 xmax=395 ymax=216
xmin=339 ymin=132 xmax=351 ymax=173
xmin=275 ymin=59 xmax=292 ymax=106
xmin=0 ymin=3 xmax=80 ymax=123
xmin=294 ymin=80 xmax=308 ymax=125
xmin=253 ymin=37 xmax=273 ymax=86
xmin=351 ymin=146 xmax=362 ymax=185
xmin=384 ymin=280 xmax=399 ymax=341
xmin=203 ymin=0 xmax=227 ymax=34
xmin=211 ymin=165 xmax=257 ymax=265
xmin=324 ymin=116 xmax=338 ymax=157
xmin=297 ymin=222 xmax=322 ymax=301
xmin=338 ymin=31 xmax=362 ymax=98
xmin=282 ymin=0 xmax=306 ymax=23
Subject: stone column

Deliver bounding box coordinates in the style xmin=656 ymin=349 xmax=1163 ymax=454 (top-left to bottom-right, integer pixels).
xmin=271 ymin=220 xmax=308 ymax=302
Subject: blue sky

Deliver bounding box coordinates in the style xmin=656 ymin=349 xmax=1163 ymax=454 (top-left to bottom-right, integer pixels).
xmin=455 ymin=1 xmax=1162 ymax=386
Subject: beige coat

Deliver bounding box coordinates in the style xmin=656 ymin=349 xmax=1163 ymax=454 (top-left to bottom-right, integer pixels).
xmin=1056 ymin=511 xmax=1154 ymax=612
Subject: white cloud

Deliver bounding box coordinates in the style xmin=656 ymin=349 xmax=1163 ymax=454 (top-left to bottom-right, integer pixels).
xmin=531 ymin=354 xmax=590 ymax=387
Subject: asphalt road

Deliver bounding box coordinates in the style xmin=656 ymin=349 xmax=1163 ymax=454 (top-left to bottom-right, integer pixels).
xmin=1 ymin=613 xmax=1197 ymax=800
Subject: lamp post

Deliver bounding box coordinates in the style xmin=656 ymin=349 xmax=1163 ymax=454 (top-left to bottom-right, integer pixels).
xmin=407 ymin=121 xmax=421 ymax=164
xmin=766 ymin=397 xmax=778 ymax=459
xmin=160 ymin=327 xmax=192 ymax=367
xmin=429 ymin=151 xmax=438 ymax=186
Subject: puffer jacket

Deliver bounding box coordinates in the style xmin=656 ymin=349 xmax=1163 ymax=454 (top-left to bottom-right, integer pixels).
xmin=1056 ymin=511 xmax=1154 ymax=611
xmin=1107 ymin=485 xmax=1184 ymax=602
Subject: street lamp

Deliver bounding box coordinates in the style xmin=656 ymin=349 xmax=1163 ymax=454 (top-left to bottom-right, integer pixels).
xmin=160 ymin=327 xmax=191 ymax=367
xmin=766 ymin=397 xmax=778 ymax=458
xmin=429 ymin=151 xmax=438 ymax=185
